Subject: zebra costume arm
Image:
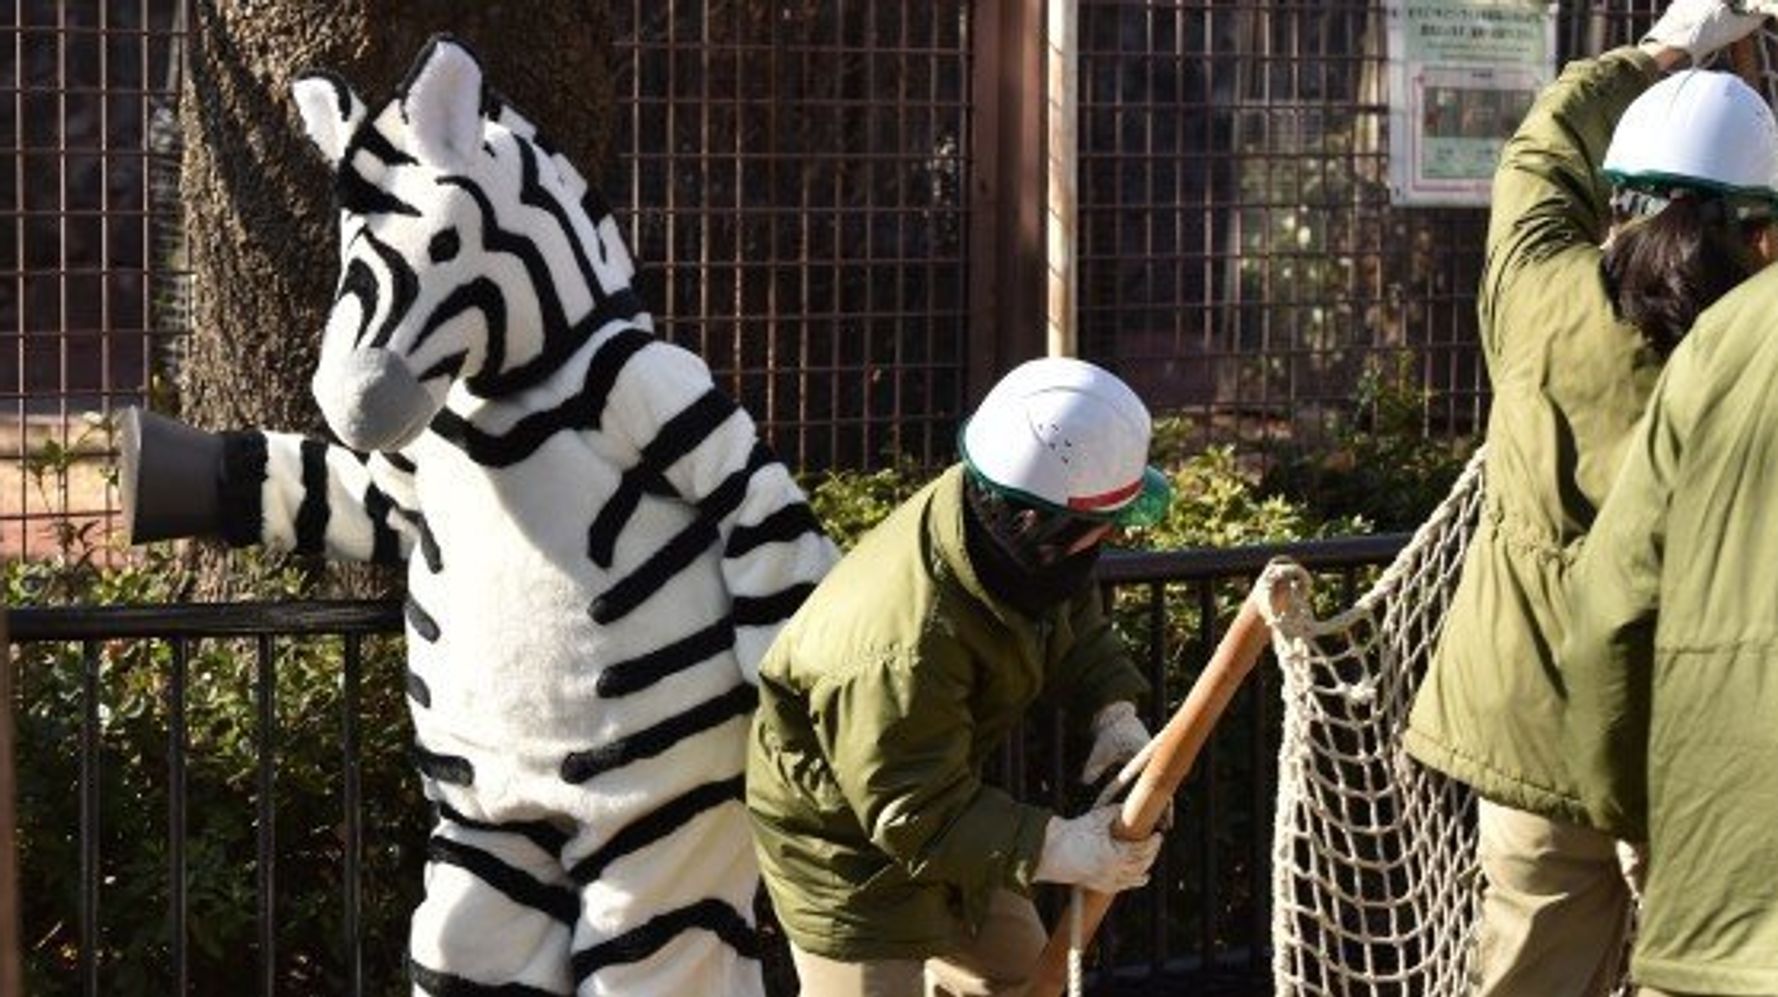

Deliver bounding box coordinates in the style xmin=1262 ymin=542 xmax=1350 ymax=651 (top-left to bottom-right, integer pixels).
xmin=593 ymin=337 xmax=838 ymax=682
xmin=216 ymin=429 xmax=418 ymax=565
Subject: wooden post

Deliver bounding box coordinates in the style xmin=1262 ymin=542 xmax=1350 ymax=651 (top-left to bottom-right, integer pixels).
xmin=1044 ymin=0 xmax=1078 ymax=358
xmin=0 ymin=605 xmax=21 ymax=996
xmin=968 ymin=0 xmax=1048 ymax=402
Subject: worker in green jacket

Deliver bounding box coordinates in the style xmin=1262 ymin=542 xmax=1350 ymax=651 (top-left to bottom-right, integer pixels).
xmin=1560 ymin=225 xmax=1778 ymax=995
xmin=746 ymin=357 xmax=1173 ymax=996
xmin=1401 ymin=1 xmax=1778 ymax=993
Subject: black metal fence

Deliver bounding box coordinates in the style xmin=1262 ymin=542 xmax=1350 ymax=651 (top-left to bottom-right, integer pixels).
xmin=5 ymin=535 xmax=1405 ymax=995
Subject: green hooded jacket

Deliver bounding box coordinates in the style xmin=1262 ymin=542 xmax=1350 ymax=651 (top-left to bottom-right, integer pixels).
xmin=745 ymin=465 xmax=1148 ymax=961
xmin=1561 ymin=265 xmax=1778 ymax=996
xmin=1402 ymin=48 xmax=1665 ymax=821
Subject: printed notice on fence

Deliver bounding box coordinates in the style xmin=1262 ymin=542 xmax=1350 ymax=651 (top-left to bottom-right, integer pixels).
xmin=1386 ymin=0 xmax=1556 ymax=206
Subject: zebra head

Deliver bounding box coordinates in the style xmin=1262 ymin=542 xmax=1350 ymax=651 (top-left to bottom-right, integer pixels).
xmin=291 ymin=36 xmax=643 ymax=452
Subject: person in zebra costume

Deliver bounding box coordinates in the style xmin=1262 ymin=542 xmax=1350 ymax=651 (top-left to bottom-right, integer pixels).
xmin=120 ymin=36 xmax=838 ymax=997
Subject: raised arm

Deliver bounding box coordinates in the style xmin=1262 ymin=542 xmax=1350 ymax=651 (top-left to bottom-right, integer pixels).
xmin=1484 ymin=0 xmax=1758 ymax=285
xmin=121 ymin=407 xmax=419 ymax=565
xmin=1481 ymin=47 xmax=1658 ymax=312
xmin=227 ymin=432 xmax=419 ymax=563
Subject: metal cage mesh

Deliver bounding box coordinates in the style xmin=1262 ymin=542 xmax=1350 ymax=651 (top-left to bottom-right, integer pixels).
xmin=5 ymin=1 xmax=1762 ymax=557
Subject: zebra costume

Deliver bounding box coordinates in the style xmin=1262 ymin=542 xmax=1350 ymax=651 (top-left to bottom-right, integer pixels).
xmin=209 ymin=36 xmax=838 ymax=995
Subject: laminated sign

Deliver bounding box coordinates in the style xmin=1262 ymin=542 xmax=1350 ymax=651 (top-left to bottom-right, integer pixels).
xmin=1386 ymin=0 xmax=1557 ymax=206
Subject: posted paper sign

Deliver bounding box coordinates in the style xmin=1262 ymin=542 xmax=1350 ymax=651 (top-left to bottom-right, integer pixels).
xmin=1386 ymin=0 xmax=1557 ymax=206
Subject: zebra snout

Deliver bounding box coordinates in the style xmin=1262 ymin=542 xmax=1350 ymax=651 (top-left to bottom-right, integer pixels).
xmin=314 ymin=348 xmax=437 ymax=452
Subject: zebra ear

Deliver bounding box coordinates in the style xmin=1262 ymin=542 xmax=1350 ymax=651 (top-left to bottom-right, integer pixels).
xmin=401 ymin=36 xmax=485 ymax=165
xmin=292 ymin=70 xmax=366 ymax=169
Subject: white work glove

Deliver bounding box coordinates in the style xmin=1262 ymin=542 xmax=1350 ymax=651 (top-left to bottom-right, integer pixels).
xmin=1641 ymin=0 xmax=1768 ymax=64
xmin=1079 ymin=701 xmax=1152 ymax=786
xmin=1032 ymin=806 xmax=1163 ymax=894
xmin=1617 ymin=840 xmax=1649 ymax=902
xmin=1091 ymin=738 xmax=1175 ymax=832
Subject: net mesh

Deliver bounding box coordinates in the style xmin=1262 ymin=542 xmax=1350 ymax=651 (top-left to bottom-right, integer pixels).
xmin=1265 ymin=448 xmax=1489 ymax=996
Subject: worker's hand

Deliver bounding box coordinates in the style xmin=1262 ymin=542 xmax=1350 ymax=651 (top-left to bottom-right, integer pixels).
xmin=1033 ymin=806 xmax=1163 ymax=894
xmin=1641 ymin=0 xmax=1767 ymax=65
xmin=1616 ymin=840 xmax=1649 ymax=901
xmin=1079 ymin=701 xmax=1152 ymax=786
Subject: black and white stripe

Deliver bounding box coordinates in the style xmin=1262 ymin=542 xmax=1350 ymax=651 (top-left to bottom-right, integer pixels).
xmin=560 ymin=685 xmax=758 ymax=785
xmin=216 ymin=431 xmax=420 ymax=564
xmin=409 ymin=957 xmax=568 ymax=997
xmin=567 ymin=777 xmax=743 ymax=885
xmin=571 ymin=900 xmax=759 ymax=983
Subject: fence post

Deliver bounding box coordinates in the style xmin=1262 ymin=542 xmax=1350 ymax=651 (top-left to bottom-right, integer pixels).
xmin=0 ymin=605 xmax=20 ymax=995
xmin=968 ymin=0 xmax=1047 ymax=403
xmin=1043 ymin=0 xmax=1078 ymax=359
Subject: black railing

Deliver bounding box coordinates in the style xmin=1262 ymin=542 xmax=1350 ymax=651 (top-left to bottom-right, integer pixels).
xmin=6 ymin=534 xmax=1407 ymax=996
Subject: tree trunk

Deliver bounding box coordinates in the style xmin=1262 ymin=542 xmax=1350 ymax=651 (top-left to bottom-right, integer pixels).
xmin=177 ymin=0 xmax=612 ymax=595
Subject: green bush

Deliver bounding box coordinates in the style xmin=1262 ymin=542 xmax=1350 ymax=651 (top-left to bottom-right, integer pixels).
xmin=8 ymin=546 xmax=425 ymax=997
xmin=802 ymin=455 xmax=930 ymax=551
xmin=1262 ymin=358 xmax=1478 ymax=530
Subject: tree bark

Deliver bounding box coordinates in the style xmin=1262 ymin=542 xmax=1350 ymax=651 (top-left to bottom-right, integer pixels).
xmin=177 ymin=0 xmax=612 ymax=595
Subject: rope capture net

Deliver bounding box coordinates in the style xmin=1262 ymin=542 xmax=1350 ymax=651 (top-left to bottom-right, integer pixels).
xmin=1266 ymin=448 xmax=1488 ymax=996
xmin=1255 ymin=19 xmax=1778 ymax=993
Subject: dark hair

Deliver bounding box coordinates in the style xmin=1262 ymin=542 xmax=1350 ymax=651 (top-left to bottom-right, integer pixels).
xmin=1602 ymin=194 xmax=1769 ymax=357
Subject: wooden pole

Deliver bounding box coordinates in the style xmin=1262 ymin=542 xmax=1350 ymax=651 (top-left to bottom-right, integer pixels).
xmin=0 ymin=605 xmax=21 ymax=996
xmin=1044 ymin=0 xmax=1078 ymax=358
xmin=1030 ymin=591 xmax=1277 ymax=997
xmin=968 ymin=0 xmax=1048 ymax=400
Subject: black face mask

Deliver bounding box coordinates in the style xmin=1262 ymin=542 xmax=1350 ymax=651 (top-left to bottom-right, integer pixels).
xmin=963 ymin=484 xmax=1104 ymax=618
xmin=1018 ymin=542 xmax=1103 ymax=614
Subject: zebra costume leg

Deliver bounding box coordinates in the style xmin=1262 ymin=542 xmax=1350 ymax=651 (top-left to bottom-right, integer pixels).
xmin=409 ymin=796 xmax=579 ymax=995
xmin=406 ymin=762 xmax=763 ymax=996
xmin=564 ymin=795 xmax=762 ymax=996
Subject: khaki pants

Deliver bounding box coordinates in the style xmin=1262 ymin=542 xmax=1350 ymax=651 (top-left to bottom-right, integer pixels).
xmin=1472 ymin=799 xmax=1637 ymax=997
xmin=788 ymin=890 xmax=1046 ymax=997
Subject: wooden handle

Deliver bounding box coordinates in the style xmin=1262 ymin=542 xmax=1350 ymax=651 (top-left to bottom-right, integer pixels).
xmin=1029 ymin=593 xmax=1277 ymax=996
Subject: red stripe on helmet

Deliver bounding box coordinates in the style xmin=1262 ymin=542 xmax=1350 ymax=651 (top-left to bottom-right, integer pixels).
xmin=1067 ymin=478 xmax=1142 ymax=512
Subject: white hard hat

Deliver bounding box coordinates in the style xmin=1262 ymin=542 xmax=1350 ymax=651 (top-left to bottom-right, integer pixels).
xmin=959 ymin=357 xmax=1172 ymax=527
xmin=1603 ymin=69 xmax=1778 ymax=210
